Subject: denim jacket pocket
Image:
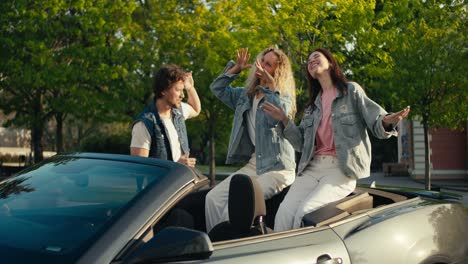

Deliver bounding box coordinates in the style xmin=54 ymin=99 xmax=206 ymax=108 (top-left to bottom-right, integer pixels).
xmin=302 ymin=116 xmax=314 ymax=127
xmin=340 ymin=114 xmax=359 ymax=139
xmin=302 ymin=117 xmax=315 ymax=139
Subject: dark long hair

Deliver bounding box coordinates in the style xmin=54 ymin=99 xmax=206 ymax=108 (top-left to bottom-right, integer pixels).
xmin=305 ymin=48 xmax=348 ymax=108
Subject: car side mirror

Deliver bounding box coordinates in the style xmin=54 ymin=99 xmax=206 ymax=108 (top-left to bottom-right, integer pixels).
xmin=126 ymin=226 xmax=213 ymax=264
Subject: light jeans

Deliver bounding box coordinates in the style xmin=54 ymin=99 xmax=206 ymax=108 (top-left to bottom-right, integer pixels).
xmin=205 ymin=154 xmax=295 ymax=232
xmin=274 ymin=155 xmax=356 ymax=232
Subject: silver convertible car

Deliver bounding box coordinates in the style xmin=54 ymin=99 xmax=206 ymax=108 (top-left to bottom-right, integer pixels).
xmin=0 ymin=153 xmax=466 ymax=264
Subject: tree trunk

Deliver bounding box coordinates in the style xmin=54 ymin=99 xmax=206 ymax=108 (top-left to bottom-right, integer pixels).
xmin=55 ymin=112 xmax=63 ymax=153
xmin=208 ymin=114 xmax=216 ymax=187
xmin=31 ymin=121 xmax=44 ymax=164
xmin=31 ymin=95 xmax=44 ymax=164
xmin=422 ymin=113 xmax=431 ymax=191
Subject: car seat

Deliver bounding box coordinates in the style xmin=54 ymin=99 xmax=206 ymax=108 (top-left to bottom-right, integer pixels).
xmin=208 ymin=174 xmax=271 ymax=242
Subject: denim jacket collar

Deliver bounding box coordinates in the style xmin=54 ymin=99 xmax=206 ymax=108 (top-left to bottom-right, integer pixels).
xmin=145 ymin=100 xmax=183 ymax=120
xmin=313 ymin=87 xmax=343 ymax=110
xmin=256 ymin=85 xmax=280 ymax=95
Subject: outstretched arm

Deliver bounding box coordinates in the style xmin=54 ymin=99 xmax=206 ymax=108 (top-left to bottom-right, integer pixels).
xmin=382 ymin=106 xmax=411 ymax=130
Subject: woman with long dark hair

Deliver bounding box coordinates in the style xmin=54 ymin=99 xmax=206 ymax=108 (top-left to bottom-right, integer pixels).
xmin=262 ymin=48 xmax=410 ymax=231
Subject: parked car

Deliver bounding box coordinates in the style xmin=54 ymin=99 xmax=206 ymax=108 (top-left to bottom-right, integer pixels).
xmin=0 ymin=153 xmax=466 ymax=264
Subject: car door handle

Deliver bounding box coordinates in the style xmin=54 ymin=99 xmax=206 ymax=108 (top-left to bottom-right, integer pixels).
xmin=316 ymin=254 xmax=343 ymax=264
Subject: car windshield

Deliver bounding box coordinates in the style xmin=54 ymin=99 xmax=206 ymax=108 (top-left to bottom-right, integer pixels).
xmin=0 ymin=156 xmax=169 ymax=263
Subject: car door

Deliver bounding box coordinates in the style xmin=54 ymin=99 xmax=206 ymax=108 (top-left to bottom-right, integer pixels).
xmin=201 ymin=226 xmax=350 ymax=264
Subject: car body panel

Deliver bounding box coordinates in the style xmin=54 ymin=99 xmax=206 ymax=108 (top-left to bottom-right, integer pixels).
xmin=1 ymin=153 xmax=467 ymax=264
xmin=74 ymin=154 xmax=205 ymax=264
xmin=198 ymin=227 xmax=350 ymax=264
xmin=0 ymin=153 xmax=203 ymax=264
xmin=332 ymin=197 xmax=468 ymax=264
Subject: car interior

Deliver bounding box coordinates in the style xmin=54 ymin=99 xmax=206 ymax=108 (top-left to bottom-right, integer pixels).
xmin=154 ymin=174 xmax=410 ymax=242
xmin=208 ymin=174 xmax=271 ymax=242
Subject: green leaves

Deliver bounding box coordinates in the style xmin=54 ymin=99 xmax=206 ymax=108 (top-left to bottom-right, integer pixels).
xmin=0 ymin=0 xmax=465 ymax=162
xmin=0 ymin=0 xmax=139 ymax=158
xmin=383 ymin=0 xmax=466 ymax=129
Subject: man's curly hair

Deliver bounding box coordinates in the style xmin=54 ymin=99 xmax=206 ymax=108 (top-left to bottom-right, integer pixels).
xmin=153 ymin=64 xmax=185 ymax=98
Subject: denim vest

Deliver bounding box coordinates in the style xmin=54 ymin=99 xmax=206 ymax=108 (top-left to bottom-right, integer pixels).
xmin=210 ymin=61 xmax=296 ymax=174
xmin=281 ymin=82 xmax=397 ymax=179
xmin=133 ymin=101 xmax=189 ymax=160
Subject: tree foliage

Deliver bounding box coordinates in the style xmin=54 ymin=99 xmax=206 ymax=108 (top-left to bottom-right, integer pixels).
xmin=1 ymin=0 xmax=466 ymax=183
xmin=0 ymin=0 xmax=139 ymax=161
xmin=385 ymin=0 xmax=466 ymax=128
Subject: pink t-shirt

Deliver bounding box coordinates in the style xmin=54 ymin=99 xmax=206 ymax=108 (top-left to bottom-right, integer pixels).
xmin=314 ymin=88 xmax=337 ymax=156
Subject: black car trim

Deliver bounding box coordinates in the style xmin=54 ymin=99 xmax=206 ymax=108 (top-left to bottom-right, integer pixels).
xmin=212 ymin=225 xmax=331 ymax=250
xmin=56 ymin=153 xmax=176 ymax=170
xmin=113 ymin=179 xmax=204 ymax=261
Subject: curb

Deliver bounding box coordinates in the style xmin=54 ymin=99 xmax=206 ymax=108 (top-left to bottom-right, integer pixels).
xmin=412 ymin=180 xmax=468 ymax=193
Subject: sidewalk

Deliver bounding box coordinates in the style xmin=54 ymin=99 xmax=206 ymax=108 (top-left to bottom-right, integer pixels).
xmin=358 ymin=172 xmax=468 ymax=206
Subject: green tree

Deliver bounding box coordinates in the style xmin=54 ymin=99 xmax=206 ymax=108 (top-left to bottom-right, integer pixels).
xmin=130 ymin=0 xmax=222 ymax=185
xmin=380 ymin=0 xmax=467 ymax=189
xmin=2 ymin=0 xmax=465 ymax=188
xmin=130 ymin=0 xmax=281 ymax=184
xmin=0 ymin=0 xmax=138 ymax=162
xmin=268 ymin=0 xmax=384 ymax=111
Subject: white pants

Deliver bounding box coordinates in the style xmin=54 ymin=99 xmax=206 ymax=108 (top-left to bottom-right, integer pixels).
xmin=274 ymin=155 xmax=356 ymax=232
xmin=205 ymin=155 xmax=295 ymax=232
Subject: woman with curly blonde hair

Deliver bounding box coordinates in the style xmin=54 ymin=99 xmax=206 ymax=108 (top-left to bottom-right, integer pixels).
xmin=243 ymin=47 xmax=297 ymax=119
xmin=205 ymin=47 xmax=297 ymax=232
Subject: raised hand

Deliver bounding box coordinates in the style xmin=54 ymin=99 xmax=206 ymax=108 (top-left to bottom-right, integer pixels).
xmin=383 ymin=106 xmax=411 ymax=128
xmin=184 ymin=71 xmax=194 ymax=91
xmin=255 ymin=59 xmax=275 ymax=89
xmin=261 ymin=102 xmax=289 ymax=126
xmin=236 ymin=48 xmax=251 ymax=71
xmin=227 ymin=48 xmax=251 ymax=74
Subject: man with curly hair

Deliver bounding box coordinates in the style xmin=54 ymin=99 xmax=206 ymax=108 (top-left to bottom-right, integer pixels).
xmin=130 ymin=64 xmax=200 ymax=167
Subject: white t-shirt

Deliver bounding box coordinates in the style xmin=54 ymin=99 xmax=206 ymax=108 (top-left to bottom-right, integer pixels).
xmin=246 ymin=96 xmax=262 ymax=146
xmin=130 ymin=102 xmax=196 ymax=161
xmin=161 ymin=116 xmax=182 ymax=161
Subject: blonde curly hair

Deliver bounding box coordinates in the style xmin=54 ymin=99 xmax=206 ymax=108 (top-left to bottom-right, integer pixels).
xmin=245 ymin=47 xmax=297 ymax=119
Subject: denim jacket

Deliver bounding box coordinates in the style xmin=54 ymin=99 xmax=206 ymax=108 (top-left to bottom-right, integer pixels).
xmin=210 ymin=61 xmax=296 ymax=174
xmin=133 ymin=101 xmax=189 ymax=160
xmin=282 ymin=82 xmax=397 ymax=179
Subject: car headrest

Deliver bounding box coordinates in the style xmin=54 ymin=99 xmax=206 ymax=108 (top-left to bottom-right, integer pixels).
xmin=228 ymin=174 xmax=266 ymax=233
